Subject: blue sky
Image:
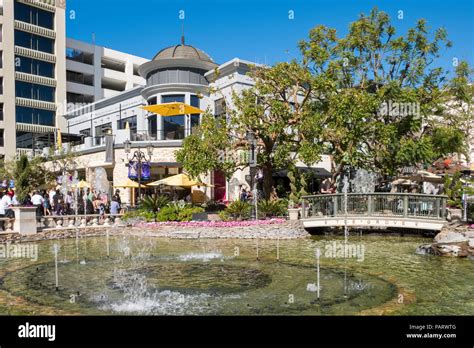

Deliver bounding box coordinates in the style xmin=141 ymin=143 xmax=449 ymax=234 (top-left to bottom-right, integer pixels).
xmin=66 ymin=0 xmax=473 ymax=74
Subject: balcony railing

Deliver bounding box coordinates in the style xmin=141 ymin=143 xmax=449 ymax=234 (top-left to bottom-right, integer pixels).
xmin=301 ymin=193 xmax=448 ymax=220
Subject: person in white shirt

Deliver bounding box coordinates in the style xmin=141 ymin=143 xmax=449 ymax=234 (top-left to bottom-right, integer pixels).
xmin=0 ymin=192 xmax=14 ymax=222
xmin=31 ymin=191 xmax=44 ymax=216
xmin=49 ymin=189 xmax=56 ymax=210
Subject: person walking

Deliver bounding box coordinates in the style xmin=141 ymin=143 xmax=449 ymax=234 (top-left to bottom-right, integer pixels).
xmin=31 ymin=191 xmax=44 ymax=216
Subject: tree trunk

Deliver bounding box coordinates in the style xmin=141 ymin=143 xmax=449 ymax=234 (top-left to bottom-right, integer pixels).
xmin=262 ymin=162 xmax=274 ymax=200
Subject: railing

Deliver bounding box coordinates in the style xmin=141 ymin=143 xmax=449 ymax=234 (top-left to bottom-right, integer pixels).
xmin=301 ymin=193 xmax=447 ymax=220
xmin=36 ymin=214 xmax=125 ymax=231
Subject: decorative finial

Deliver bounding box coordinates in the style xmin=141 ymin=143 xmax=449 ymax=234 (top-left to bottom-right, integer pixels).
xmin=181 ymin=22 xmax=185 ymax=45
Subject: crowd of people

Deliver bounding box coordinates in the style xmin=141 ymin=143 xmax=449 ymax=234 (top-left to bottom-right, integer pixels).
xmin=0 ymin=187 xmax=124 ymax=220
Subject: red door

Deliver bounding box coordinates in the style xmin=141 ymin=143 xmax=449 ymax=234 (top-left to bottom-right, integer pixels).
xmin=213 ymin=170 xmax=226 ymax=201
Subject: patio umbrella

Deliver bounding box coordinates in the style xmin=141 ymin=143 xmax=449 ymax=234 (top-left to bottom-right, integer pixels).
xmin=147 ymin=173 xmax=212 ymax=187
xmin=408 ymin=170 xmax=443 ymax=183
xmin=56 ymin=128 xmax=62 ymax=149
xmin=114 ymin=178 xmax=147 ymax=188
xmin=392 ymin=178 xmax=415 ymax=185
xmin=72 ymin=180 xmax=91 ymax=189
xmin=141 ymin=102 xmax=205 ymax=116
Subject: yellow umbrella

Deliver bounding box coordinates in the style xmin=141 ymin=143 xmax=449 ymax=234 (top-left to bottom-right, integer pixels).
xmin=114 ymin=178 xmax=147 ymax=188
xmin=57 ymin=128 xmax=62 ymax=149
xmin=72 ymin=180 xmax=91 ymax=189
xmin=147 ymin=173 xmax=211 ymax=187
xmin=141 ymin=102 xmax=204 ymax=116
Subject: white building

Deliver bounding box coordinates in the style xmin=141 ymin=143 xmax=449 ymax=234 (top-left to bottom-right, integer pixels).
xmin=62 ymin=41 xmax=332 ymax=203
xmin=65 ymin=38 xmax=148 ymax=106
xmin=0 ymin=0 xmax=149 ymax=159
xmin=0 ymin=0 xmax=67 ymax=159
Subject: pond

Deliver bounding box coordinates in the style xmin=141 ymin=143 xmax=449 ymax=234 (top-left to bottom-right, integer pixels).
xmin=0 ymin=232 xmax=473 ymax=315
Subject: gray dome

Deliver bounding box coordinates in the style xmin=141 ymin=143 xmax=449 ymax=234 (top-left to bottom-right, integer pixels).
xmin=153 ymin=44 xmax=214 ymax=63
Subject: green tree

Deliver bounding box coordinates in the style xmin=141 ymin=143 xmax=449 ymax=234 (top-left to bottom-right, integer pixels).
xmin=299 ymin=7 xmax=465 ymax=180
xmin=230 ymin=61 xmax=324 ymax=199
xmin=0 ymin=155 xmax=55 ymax=202
xmin=176 ymin=112 xmax=246 ymax=180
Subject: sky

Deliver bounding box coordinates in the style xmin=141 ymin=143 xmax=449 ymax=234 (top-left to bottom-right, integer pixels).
xmin=66 ymin=0 xmax=474 ymax=75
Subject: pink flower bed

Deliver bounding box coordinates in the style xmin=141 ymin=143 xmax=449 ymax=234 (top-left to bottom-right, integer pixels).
xmin=136 ymin=218 xmax=286 ymax=228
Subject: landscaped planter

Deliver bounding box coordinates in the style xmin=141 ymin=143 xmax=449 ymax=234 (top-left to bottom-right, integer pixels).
xmin=288 ymin=208 xmax=300 ymax=221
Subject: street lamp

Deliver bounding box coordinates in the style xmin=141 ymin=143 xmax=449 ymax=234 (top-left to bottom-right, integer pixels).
xmin=124 ymin=140 xmax=153 ymax=205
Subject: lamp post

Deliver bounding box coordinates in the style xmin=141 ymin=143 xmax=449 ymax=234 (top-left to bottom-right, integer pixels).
xmin=246 ymin=131 xmax=257 ymax=220
xmin=124 ymin=140 xmax=153 ymax=205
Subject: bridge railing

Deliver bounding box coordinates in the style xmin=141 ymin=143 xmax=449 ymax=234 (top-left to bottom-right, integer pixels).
xmin=301 ymin=193 xmax=447 ymax=220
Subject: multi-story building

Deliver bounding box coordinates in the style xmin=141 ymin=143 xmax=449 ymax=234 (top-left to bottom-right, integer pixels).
xmin=61 ymin=42 xmax=332 ymax=203
xmin=0 ymin=0 xmax=149 ymax=159
xmin=65 ymin=38 xmax=148 ymax=107
xmin=0 ymin=0 xmax=67 ymax=159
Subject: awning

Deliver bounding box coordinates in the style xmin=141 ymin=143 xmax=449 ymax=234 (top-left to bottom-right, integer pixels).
xmin=147 ymin=173 xmax=212 ymax=187
xmin=141 ymin=102 xmax=205 ymax=116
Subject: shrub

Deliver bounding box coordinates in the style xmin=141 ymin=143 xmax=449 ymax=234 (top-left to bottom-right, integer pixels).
xmin=202 ymin=200 xmax=226 ymax=212
xmin=219 ymin=200 xmax=252 ymax=221
xmin=156 ymin=201 xmax=205 ymax=222
xmin=139 ymin=195 xmax=170 ymax=212
xmin=258 ymin=199 xmax=287 ymax=218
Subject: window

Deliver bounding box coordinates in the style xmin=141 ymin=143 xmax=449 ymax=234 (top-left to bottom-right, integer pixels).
xmin=79 ymin=129 xmax=91 ymax=137
xmin=0 ymin=103 xmax=3 ymax=121
xmin=214 ymin=98 xmax=227 ymax=119
xmin=0 ymin=78 xmax=3 ymax=95
xmin=16 ymin=106 xmax=55 ymax=126
xmin=0 ymin=129 xmax=4 ymax=147
xmin=162 ymin=95 xmax=185 ymax=140
xmin=147 ymin=96 xmax=157 ymax=105
xmin=66 ymin=70 xmax=94 ymax=85
xmin=190 ymin=95 xmax=200 ymax=134
xmin=16 ymin=81 xmax=55 ymax=102
xmin=95 ymin=123 xmax=112 ymax=138
xmin=66 ymin=48 xmax=94 ymax=65
xmin=117 ymin=115 xmax=137 ymax=131
xmin=67 ymin=93 xmax=94 ymax=104
xmin=14 ymin=2 xmax=54 ymax=29
xmin=15 ymin=30 xmax=54 ymax=54
xmin=15 ymin=55 xmax=54 ymax=78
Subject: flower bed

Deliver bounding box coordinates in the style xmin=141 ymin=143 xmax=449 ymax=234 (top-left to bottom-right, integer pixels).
xmin=135 ymin=218 xmax=286 ymax=229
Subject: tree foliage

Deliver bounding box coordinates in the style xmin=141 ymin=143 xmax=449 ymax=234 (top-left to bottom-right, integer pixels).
xmin=176 ymin=7 xmax=469 ymax=198
xmin=0 ymin=155 xmax=55 ymax=202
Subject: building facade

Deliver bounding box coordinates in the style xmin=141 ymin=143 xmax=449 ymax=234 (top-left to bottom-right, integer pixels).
xmin=61 ymin=42 xmax=332 ymax=204
xmin=0 ymin=0 xmax=148 ymax=159
xmin=65 ymin=38 xmax=148 ymax=107
xmin=0 ymin=0 xmax=66 ymax=159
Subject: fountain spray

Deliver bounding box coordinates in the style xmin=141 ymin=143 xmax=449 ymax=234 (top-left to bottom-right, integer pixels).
xmin=256 ymin=238 xmax=259 ymax=261
xmin=53 ymin=244 xmax=59 ymax=291
xmin=342 ymin=176 xmax=349 ymax=298
xmin=106 ymin=228 xmax=110 ymax=258
xmin=316 ymin=248 xmax=321 ymax=300
xmin=276 ymin=238 xmax=280 ymax=262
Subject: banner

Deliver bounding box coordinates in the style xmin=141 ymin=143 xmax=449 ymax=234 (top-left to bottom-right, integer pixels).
xmin=128 ymin=161 xmax=138 ymax=180
xmin=141 ymin=162 xmax=151 ymax=181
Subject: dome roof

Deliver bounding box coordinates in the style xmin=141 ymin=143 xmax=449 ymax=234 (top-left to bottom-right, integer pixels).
xmin=153 ymin=44 xmax=214 ymax=63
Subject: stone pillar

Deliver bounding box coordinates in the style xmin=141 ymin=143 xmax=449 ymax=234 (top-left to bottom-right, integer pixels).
xmin=113 ymin=149 xmax=131 ymax=205
xmin=12 ymin=207 xmax=38 ymax=235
